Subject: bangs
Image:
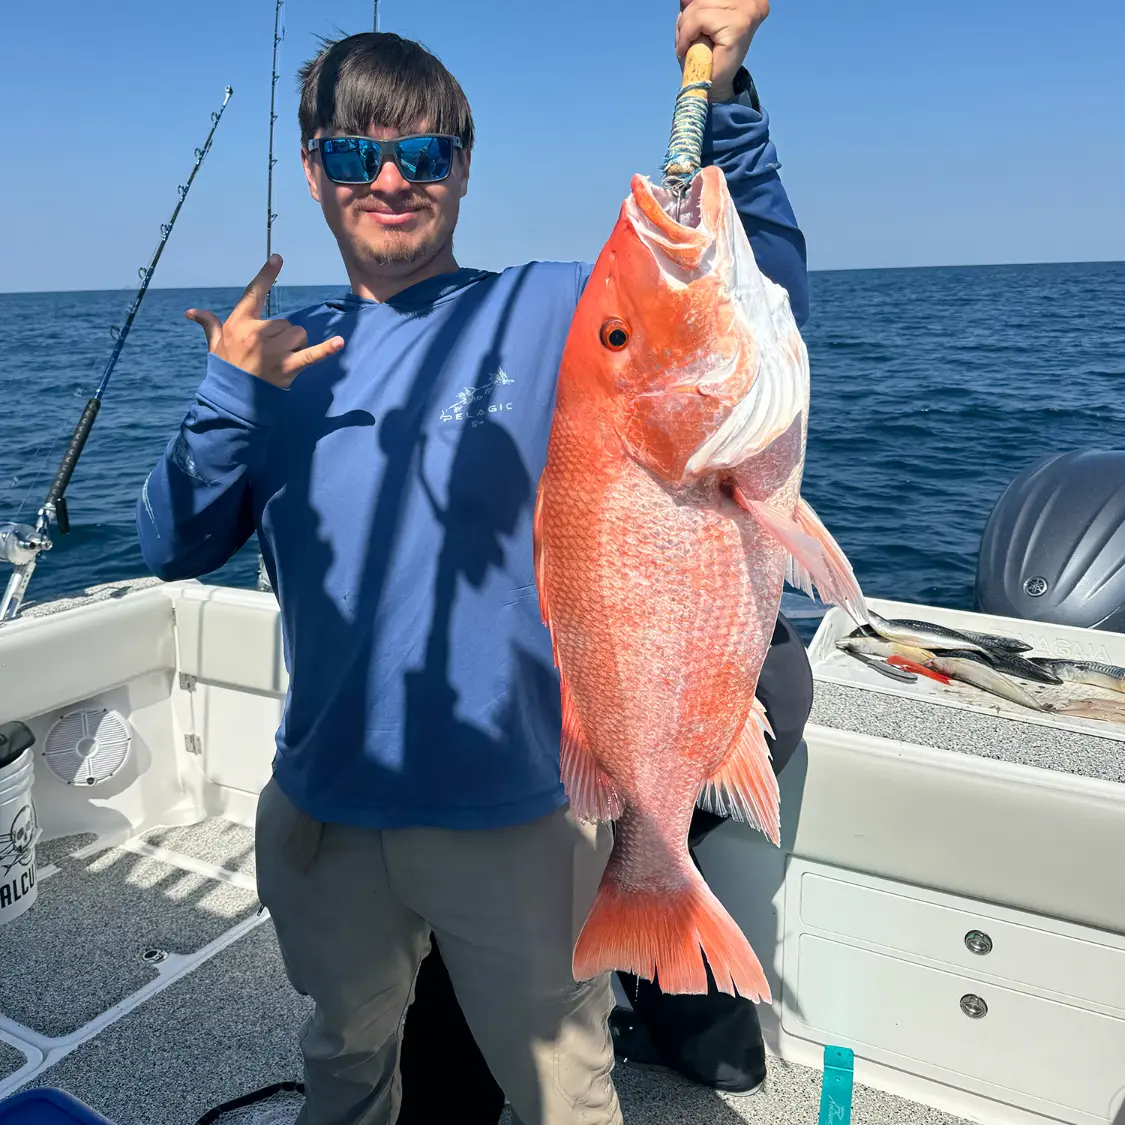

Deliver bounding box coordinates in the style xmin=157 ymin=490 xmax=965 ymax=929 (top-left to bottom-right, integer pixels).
xmin=299 ymin=33 xmax=474 ymax=150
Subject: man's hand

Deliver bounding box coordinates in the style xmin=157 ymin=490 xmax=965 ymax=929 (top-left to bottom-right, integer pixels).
xmin=185 ymin=254 xmax=344 ymax=389
xmin=675 ymin=0 xmax=770 ymax=102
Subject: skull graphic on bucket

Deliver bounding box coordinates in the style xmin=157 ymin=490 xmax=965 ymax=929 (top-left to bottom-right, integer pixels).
xmin=2 ymin=803 xmax=37 ymax=873
xmin=0 ymin=749 xmax=40 ymax=925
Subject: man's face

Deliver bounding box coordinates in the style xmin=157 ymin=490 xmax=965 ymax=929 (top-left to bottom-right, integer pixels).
xmin=302 ymin=123 xmax=470 ymax=281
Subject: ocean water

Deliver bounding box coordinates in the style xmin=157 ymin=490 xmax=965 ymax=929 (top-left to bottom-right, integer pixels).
xmin=1 ymin=261 xmax=1123 ymax=616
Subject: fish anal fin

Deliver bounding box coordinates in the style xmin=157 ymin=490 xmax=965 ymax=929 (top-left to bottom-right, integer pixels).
xmin=560 ymin=673 xmax=624 ymax=824
xmin=535 ymin=477 xmax=619 ymax=822
xmin=697 ymin=698 xmax=780 ymax=846
xmin=734 ymin=490 xmax=869 ymax=626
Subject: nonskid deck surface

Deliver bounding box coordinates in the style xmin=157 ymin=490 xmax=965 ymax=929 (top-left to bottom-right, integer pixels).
xmin=1 ymin=818 xmax=969 ymax=1124
xmin=1 ymin=829 xmax=259 ymax=1039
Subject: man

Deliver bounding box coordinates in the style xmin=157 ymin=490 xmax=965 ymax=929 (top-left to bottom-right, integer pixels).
xmin=137 ymin=3 xmax=807 ymax=1122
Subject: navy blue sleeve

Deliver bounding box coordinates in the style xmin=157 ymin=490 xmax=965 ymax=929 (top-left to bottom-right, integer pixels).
xmin=137 ymin=355 xmax=286 ymax=580
xmin=574 ymin=100 xmax=809 ymax=326
xmin=705 ymin=100 xmax=810 ymax=326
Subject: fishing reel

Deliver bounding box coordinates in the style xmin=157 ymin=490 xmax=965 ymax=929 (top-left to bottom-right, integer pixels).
xmin=0 ymin=508 xmax=57 ymax=621
xmin=0 ymin=524 xmax=43 ymax=569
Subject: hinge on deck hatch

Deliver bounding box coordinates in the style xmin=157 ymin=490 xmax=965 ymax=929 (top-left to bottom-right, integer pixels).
xmin=184 ymin=733 xmax=202 ymax=755
xmin=179 ymin=672 xmax=197 ymax=692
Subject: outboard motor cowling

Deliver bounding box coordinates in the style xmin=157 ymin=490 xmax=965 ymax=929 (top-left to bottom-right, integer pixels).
xmin=975 ymin=449 xmax=1125 ymax=632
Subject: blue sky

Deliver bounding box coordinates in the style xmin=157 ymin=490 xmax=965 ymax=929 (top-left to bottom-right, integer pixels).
xmin=2 ymin=0 xmax=1122 ymax=292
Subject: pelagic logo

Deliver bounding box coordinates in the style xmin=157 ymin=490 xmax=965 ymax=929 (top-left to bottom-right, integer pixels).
xmin=439 ymin=369 xmax=515 ymax=427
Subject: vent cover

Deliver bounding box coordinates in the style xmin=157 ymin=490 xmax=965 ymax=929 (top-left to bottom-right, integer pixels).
xmin=43 ymin=709 xmax=132 ymax=786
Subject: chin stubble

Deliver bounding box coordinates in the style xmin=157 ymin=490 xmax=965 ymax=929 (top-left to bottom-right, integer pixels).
xmin=354 ymin=198 xmax=446 ymax=267
xmin=363 ymin=228 xmax=441 ymax=266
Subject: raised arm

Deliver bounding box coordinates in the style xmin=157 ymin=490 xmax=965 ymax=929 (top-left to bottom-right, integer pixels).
xmin=705 ymin=86 xmax=809 ymax=327
xmin=137 ymin=256 xmax=343 ymax=580
xmin=681 ymin=0 xmax=807 ymax=324
xmin=575 ymin=2 xmax=808 ymax=325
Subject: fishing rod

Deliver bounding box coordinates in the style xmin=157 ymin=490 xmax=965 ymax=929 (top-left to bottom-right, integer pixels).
xmin=265 ymin=0 xmax=284 ymax=320
xmin=257 ymin=0 xmax=286 ymax=594
xmin=256 ymin=0 xmax=381 ymax=594
xmin=0 ymin=85 xmax=234 ymax=622
xmin=256 ymin=0 xmax=381 ymax=592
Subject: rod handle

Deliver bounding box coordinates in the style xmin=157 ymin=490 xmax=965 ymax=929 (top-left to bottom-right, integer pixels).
xmin=681 ymin=41 xmax=714 ymax=94
xmin=44 ymin=398 xmax=101 ymax=511
xmin=661 ymin=42 xmax=716 ymax=189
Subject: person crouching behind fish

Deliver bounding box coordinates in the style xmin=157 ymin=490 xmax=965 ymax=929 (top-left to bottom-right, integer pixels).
xmin=137 ymin=4 xmax=799 ymax=1123
xmin=393 ymin=614 xmax=815 ymax=1121
xmin=608 ymin=612 xmax=813 ymax=1096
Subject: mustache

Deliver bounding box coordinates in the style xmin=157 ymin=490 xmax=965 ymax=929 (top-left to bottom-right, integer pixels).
xmin=354 ymin=195 xmax=433 ymax=215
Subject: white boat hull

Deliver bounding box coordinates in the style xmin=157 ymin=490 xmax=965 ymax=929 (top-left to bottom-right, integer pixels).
xmin=1 ymin=578 xmax=1123 ymax=1122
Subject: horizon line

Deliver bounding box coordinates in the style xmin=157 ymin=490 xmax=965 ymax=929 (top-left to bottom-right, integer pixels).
xmin=2 ymin=257 xmax=1122 ymax=298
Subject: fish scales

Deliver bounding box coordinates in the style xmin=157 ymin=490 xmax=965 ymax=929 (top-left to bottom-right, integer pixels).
xmin=534 ymin=166 xmax=868 ymax=999
xmin=546 ymin=423 xmax=780 ymax=806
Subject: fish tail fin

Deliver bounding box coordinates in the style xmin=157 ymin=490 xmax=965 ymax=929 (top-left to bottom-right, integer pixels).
xmin=697 ymin=697 xmax=780 ymax=845
xmin=573 ymin=866 xmax=771 ymax=1001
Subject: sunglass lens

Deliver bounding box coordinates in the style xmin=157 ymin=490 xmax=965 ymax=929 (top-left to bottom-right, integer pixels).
xmin=396 ymin=136 xmax=453 ymax=182
xmin=321 ymin=138 xmax=382 ymax=183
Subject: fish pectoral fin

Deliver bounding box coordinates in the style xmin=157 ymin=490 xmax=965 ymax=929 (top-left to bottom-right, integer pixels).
xmin=735 ymin=491 xmax=869 ymax=626
xmin=697 ymin=698 xmax=780 ymax=846
xmin=559 ymin=672 xmax=624 ymax=824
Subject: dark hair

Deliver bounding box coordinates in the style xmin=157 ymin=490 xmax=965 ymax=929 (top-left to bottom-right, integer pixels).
xmin=297 ymin=32 xmax=474 ymax=152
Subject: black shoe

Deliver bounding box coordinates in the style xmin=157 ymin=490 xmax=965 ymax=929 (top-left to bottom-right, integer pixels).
xmin=608 ymin=1007 xmax=766 ymax=1096
xmin=608 ymin=1007 xmax=667 ymax=1070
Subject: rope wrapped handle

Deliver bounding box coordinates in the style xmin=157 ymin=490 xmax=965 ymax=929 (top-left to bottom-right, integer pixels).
xmin=661 ymin=42 xmax=713 ymax=194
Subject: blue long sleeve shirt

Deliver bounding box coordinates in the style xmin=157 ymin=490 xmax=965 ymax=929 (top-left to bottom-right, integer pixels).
xmin=138 ymin=101 xmax=809 ymax=830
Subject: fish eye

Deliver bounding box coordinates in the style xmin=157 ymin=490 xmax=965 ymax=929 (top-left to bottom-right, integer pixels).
xmin=600 ymin=319 xmax=630 ymax=351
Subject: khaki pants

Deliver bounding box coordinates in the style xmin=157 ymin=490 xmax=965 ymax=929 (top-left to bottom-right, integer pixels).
xmin=255 ymin=779 xmax=621 ymax=1125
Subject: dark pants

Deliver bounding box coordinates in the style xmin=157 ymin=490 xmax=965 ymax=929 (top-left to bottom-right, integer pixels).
xmin=613 ymin=613 xmax=813 ymax=1091
xmin=397 ymin=937 xmax=507 ymax=1125
xmin=396 ymin=613 xmax=813 ymax=1114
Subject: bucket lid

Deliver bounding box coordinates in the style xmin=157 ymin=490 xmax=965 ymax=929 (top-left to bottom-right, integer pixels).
xmin=0 ymin=1088 xmax=116 ymax=1124
xmin=0 ymin=723 xmax=34 ymax=772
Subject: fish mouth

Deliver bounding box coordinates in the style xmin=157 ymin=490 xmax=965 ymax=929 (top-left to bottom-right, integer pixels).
xmin=625 ymin=169 xmax=810 ymax=476
xmin=643 ymin=171 xmax=707 ymax=231
xmin=626 ymin=171 xmax=717 ymax=279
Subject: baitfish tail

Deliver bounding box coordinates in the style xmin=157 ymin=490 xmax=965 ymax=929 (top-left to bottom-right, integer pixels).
xmin=573 ymin=832 xmax=771 ymax=1002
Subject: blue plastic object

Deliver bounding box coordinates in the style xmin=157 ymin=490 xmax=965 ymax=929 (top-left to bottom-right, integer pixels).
xmin=0 ymin=1089 xmax=116 ymax=1125
xmin=817 ymin=1045 xmax=855 ymax=1125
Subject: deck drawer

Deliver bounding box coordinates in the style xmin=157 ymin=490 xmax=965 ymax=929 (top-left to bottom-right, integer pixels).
xmin=790 ymin=934 xmax=1125 ymax=1119
xmin=795 ymin=868 xmax=1125 ymax=1014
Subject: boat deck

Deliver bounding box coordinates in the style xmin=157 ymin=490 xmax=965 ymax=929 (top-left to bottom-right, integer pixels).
xmin=0 ymin=817 xmax=975 ymax=1124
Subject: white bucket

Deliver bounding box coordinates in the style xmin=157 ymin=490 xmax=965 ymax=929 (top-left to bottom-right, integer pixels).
xmin=0 ymin=748 xmax=40 ymax=926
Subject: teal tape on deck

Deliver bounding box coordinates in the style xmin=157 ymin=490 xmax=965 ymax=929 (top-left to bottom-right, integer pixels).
xmin=817 ymin=1045 xmax=854 ymax=1125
